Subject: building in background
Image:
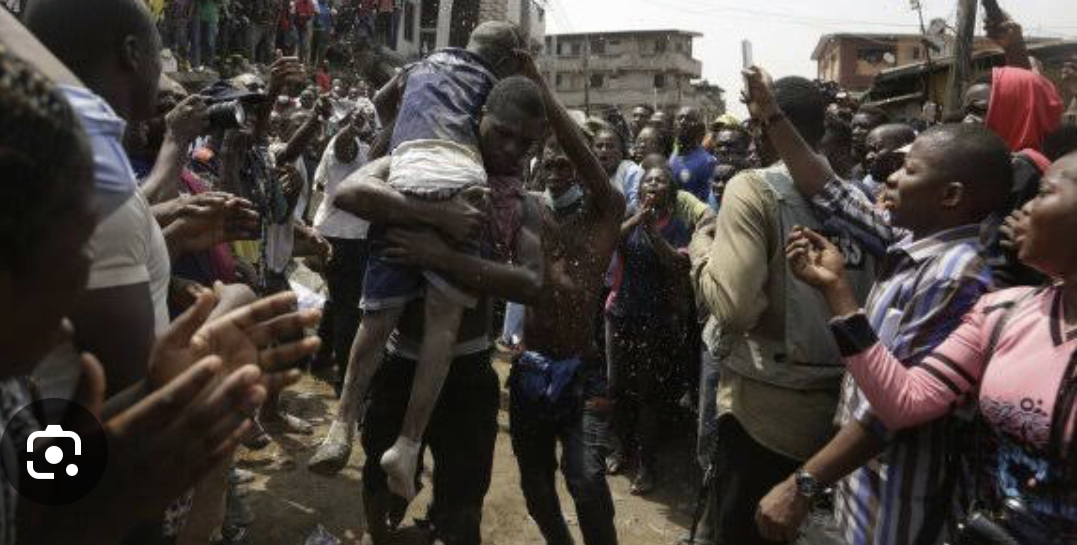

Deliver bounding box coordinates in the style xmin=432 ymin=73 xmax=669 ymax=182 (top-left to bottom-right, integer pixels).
xmin=393 ymin=0 xmax=546 ymax=59
xmin=864 ymin=39 xmax=1077 ymax=120
xmin=542 ymin=29 xmax=725 ymax=120
xmin=812 ymin=31 xmax=999 ymax=92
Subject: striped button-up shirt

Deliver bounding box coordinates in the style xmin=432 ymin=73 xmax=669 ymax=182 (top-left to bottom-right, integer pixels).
xmin=811 ymin=178 xmax=994 ymax=545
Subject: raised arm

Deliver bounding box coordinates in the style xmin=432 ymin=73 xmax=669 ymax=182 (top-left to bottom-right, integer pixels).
xmin=745 ymin=67 xmax=900 ymax=256
xmin=984 ymin=6 xmax=1033 ymax=71
xmin=275 ymin=95 xmax=330 ymax=166
xmin=253 ymin=57 xmax=306 ymax=143
xmin=518 ymin=52 xmax=625 ymax=220
xmin=141 ymin=96 xmax=210 ymax=203
xmin=743 ymin=66 xmax=834 ymax=198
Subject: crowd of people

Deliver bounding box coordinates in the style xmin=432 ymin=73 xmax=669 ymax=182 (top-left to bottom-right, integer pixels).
xmin=154 ymin=0 xmax=403 ymax=73
xmin=2 ymin=0 xmax=1077 ymax=545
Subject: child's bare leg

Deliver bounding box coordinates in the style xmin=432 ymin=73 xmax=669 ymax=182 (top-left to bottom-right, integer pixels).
xmin=308 ymin=306 xmax=405 ymax=475
xmin=380 ymin=287 xmax=465 ymax=500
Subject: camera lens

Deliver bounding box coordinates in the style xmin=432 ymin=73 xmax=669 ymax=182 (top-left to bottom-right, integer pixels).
xmin=207 ymin=100 xmax=246 ymax=130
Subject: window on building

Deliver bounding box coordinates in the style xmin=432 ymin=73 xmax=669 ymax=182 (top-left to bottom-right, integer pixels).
xmin=590 ymin=74 xmax=604 ymax=88
xmin=674 ymin=40 xmax=684 ymax=52
xmin=571 ymin=43 xmax=581 ymax=56
xmin=654 ymin=73 xmax=666 ymax=89
xmin=590 ymin=39 xmax=605 ymax=55
xmin=556 ymin=73 xmax=563 ymax=88
xmin=404 ymin=1 xmax=416 ymax=42
xmin=420 ymin=0 xmax=439 ymax=28
xmin=654 ymin=38 xmax=667 ymax=53
xmin=912 ymin=46 xmax=921 ymax=60
xmin=856 ymin=46 xmax=894 ymax=65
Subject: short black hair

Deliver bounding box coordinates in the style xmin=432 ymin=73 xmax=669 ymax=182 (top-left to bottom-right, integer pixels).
xmin=640 ymin=153 xmax=671 ymax=176
xmin=855 ymin=105 xmax=890 ymax=124
xmin=485 ymin=76 xmax=545 ymax=121
xmin=467 ymin=21 xmax=525 ymax=68
xmin=920 ymin=123 xmax=1012 ymax=213
xmin=25 ymin=0 xmax=157 ymax=79
xmin=869 ymin=123 xmax=916 ymax=148
xmin=596 ymin=127 xmax=625 ymax=149
xmin=1043 ymin=125 xmax=1077 ymax=162
xmin=773 ymin=76 xmax=827 ymax=148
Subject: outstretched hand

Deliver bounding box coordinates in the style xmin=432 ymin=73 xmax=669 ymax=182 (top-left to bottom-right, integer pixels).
xmin=165 ymin=193 xmax=261 ymax=255
xmin=66 ymin=352 xmax=264 ymax=535
xmin=984 ymin=8 xmax=1023 ymax=50
xmin=148 ymin=290 xmax=320 ymax=395
xmin=741 ymin=66 xmax=779 ymax=121
xmin=785 ymin=226 xmax=845 ymax=290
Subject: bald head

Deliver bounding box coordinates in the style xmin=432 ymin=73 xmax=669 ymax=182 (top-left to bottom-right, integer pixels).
xmin=467 ymin=21 xmax=525 ymax=78
xmin=25 ymin=0 xmax=161 ymax=122
xmin=25 ymin=0 xmax=157 ymax=75
xmin=867 ymin=124 xmax=916 ymax=151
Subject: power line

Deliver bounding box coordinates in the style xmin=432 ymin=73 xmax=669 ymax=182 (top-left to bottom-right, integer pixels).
xmin=613 ymin=0 xmax=923 ymax=30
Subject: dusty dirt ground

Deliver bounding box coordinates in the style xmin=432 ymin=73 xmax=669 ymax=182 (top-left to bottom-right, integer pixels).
xmin=237 ymin=356 xmax=703 ymax=545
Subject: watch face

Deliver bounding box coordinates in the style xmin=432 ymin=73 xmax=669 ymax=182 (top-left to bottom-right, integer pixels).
xmin=795 ymin=471 xmax=817 ymax=497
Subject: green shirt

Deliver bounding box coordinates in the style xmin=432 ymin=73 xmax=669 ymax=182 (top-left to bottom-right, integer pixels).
xmin=198 ymin=0 xmax=221 ymax=23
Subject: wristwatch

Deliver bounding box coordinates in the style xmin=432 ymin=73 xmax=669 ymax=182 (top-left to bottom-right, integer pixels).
xmin=794 ymin=468 xmax=819 ymax=499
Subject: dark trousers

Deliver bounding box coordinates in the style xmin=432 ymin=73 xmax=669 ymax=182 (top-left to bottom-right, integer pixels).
xmin=605 ymin=316 xmax=688 ymax=469
xmin=509 ymin=362 xmax=618 ymax=545
xmin=314 ymin=237 xmax=368 ymax=375
xmin=699 ymin=416 xmax=800 ymax=545
xmin=361 ymin=350 xmax=499 ymax=545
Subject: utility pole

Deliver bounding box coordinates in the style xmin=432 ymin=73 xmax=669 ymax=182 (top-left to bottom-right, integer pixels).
xmin=944 ymin=0 xmax=978 ymax=119
xmin=912 ymin=0 xmax=935 ymax=103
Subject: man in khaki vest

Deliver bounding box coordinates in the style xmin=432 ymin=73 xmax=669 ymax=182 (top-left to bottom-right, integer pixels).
xmin=688 ymin=75 xmax=875 ymax=545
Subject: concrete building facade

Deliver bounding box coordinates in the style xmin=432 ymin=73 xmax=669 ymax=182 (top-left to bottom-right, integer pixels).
xmin=542 ymin=29 xmax=724 ymax=120
xmin=812 ymin=32 xmax=998 ymax=92
xmin=389 ymin=0 xmax=546 ymax=60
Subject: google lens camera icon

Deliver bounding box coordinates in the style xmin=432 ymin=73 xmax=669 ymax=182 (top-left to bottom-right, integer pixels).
xmin=2 ymin=399 xmax=105 ymax=505
xmin=26 ymin=425 xmax=81 ymax=480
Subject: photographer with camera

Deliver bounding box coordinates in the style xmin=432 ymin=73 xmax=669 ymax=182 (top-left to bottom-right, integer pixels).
xmin=309 ymin=108 xmax=372 ymax=382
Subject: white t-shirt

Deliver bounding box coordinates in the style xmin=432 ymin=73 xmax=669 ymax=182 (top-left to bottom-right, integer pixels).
xmin=265 ymin=143 xmax=310 ymax=274
xmin=313 ymin=134 xmax=370 ymax=240
xmin=86 ymin=190 xmax=171 ymax=335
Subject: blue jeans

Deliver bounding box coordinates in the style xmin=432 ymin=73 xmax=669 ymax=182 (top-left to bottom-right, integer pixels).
xmin=509 ymin=360 xmax=618 ymax=545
